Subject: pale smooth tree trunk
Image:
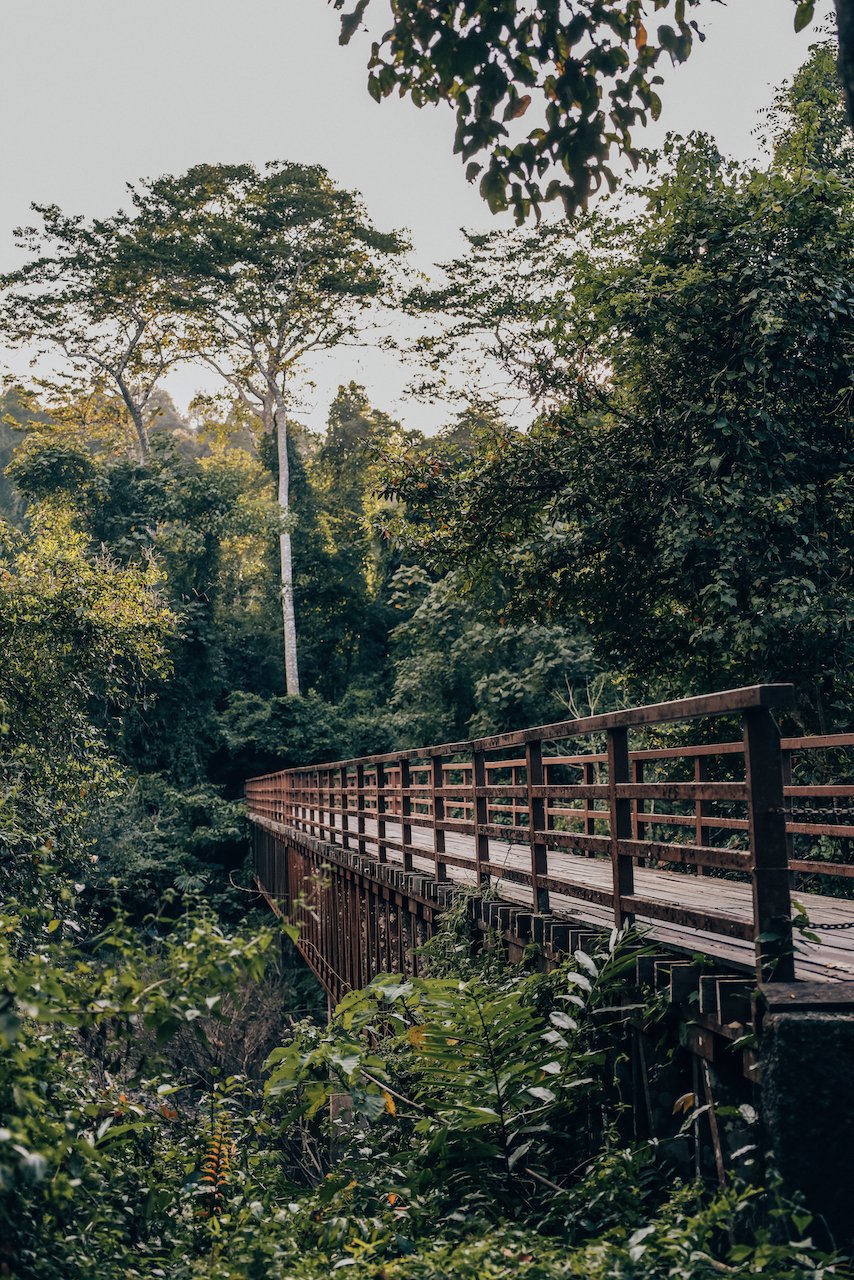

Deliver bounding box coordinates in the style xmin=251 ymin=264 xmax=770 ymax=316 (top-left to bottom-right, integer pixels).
xmin=116 ymin=379 xmax=150 ymax=462
xmin=273 ymin=388 xmax=301 ymax=696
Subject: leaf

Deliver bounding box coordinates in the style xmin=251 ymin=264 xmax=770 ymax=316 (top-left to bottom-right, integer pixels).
xmin=507 ymin=1139 xmax=532 ymax=1169
xmin=377 ymin=981 xmax=413 ymax=1002
xmin=330 ymin=1052 xmax=361 ymax=1078
xmin=565 ymin=971 xmax=592 ymax=993
xmin=573 ymin=951 xmax=598 ymax=979
xmin=672 ymin=1091 xmax=696 ymax=1115
xmin=527 ymin=1085 xmax=556 ymax=1104
xmin=635 ymin=23 xmax=648 ymax=49
xmin=339 ymin=0 xmax=369 ymax=45
xmin=549 ymin=1011 xmax=577 ymax=1032
xmin=503 ymin=94 xmax=532 ymax=121
xmin=383 ymin=1090 xmax=396 ymax=1116
xmin=794 ymin=2 xmax=814 ymax=33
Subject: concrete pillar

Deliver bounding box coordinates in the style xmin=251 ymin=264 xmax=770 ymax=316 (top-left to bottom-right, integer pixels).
xmin=760 ymin=984 xmax=854 ymax=1249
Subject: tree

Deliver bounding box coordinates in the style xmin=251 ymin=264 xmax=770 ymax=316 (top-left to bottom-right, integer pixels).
xmin=333 ymin=0 xmax=851 ymax=221
xmin=0 ymin=207 xmax=178 ymax=460
xmin=130 ymin=163 xmax=407 ymax=696
xmin=381 ymin=129 xmax=854 ymax=729
xmin=0 ymin=503 xmax=173 ymax=897
xmin=385 ymin=566 xmax=604 ymax=743
xmin=768 ymin=38 xmax=854 ymax=178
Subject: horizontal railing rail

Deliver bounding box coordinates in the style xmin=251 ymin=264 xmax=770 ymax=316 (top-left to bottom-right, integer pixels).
xmin=245 ymin=685 xmax=854 ymax=981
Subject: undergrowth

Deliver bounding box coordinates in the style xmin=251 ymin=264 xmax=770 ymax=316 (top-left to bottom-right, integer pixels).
xmin=0 ymin=895 xmax=846 ymax=1278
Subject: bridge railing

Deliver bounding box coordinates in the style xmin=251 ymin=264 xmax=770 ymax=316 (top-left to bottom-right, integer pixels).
xmin=246 ymin=684 xmax=854 ymax=981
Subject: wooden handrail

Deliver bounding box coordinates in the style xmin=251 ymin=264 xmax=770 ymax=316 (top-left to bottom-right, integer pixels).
xmin=246 ymin=685 xmax=854 ymax=982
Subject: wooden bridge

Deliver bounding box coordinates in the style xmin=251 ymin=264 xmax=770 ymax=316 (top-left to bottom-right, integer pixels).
xmin=246 ymin=684 xmax=854 ymax=1004
xmin=246 ymin=682 xmax=854 ymax=1239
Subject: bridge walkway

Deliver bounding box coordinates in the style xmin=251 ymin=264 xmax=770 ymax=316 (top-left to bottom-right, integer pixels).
xmin=302 ymin=812 xmax=854 ymax=981
xmin=247 ymin=685 xmax=854 ymax=987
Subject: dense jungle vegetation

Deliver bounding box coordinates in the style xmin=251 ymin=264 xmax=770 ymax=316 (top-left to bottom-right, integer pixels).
xmin=0 ymin=33 xmax=852 ymax=1279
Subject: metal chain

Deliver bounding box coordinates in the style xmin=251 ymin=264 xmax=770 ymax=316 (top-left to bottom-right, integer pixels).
xmin=791 ymin=805 xmax=854 ymax=823
xmin=809 ymin=918 xmax=854 ymax=931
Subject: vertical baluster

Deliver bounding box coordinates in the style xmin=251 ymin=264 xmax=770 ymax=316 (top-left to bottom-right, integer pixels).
xmin=584 ymin=760 xmax=597 ymax=851
xmin=526 ymin=738 xmax=550 ymax=913
xmin=781 ymin=747 xmax=795 ymax=890
xmin=694 ymin=755 xmax=711 ymax=875
xmin=512 ymin=761 xmax=524 ymax=829
xmin=607 ymin=726 xmax=634 ymax=928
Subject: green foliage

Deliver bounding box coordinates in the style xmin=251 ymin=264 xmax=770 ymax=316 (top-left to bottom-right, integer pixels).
xmin=383 ymin=136 xmax=854 ymax=728
xmin=386 ymin=567 xmax=606 ymax=742
xmin=0 ymin=205 xmax=179 ymax=458
xmin=334 ymin=0 xmax=706 ymax=220
xmin=768 ymin=40 xmax=854 ymax=178
xmin=89 ymin=776 xmax=248 ymax=919
xmin=0 ymin=899 xmax=282 ymax=1278
xmin=265 ymin=934 xmax=640 ymax=1202
xmin=0 ymin=893 xmax=839 ymax=1278
xmin=333 ymin=0 xmax=832 ymax=222
xmin=0 ymin=507 xmax=173 ymax=895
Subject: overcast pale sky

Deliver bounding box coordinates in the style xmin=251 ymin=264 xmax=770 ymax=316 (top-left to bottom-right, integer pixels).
xmin=0 ymin=0 xmax=834 ymax=433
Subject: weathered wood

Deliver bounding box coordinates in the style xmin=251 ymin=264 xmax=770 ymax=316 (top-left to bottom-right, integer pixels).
xmin=245 ymin=685 xmax=854 ymax=987
xmin=471 ymin=749 xmax=490 ymax=887
xmin=607 ymin=726 xmax=634 ymax=929
xmin=526 ymin=739 xmax=550 ymax=913
xmin=743 ymin=708 xmax=794 ymax=982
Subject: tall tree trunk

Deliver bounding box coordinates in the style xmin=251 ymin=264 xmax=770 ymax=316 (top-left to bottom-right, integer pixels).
xmin=837 ymin=0 xmax=854 ymax=129
xmin=272 ymin=388 xmax=301 ymax=696
xmin=116 ymin=381 xmax=150 ymax=462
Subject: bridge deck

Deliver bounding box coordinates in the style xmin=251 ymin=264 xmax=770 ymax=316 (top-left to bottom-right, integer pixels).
xmin=318 ymin=814 xmax=854 ymax=981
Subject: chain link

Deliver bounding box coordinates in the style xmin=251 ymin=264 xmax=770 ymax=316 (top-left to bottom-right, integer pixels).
xmin=791 ymin=805 xmax=854 ymax=824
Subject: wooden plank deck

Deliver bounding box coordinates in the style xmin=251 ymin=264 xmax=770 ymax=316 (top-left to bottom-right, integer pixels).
xmin=310 ymin=813 xmax=854 ymax=981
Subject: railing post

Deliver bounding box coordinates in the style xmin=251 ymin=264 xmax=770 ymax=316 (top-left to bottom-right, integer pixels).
xmin=471 ymin=749 xmax=490 ymax=887
xmin=743 ymin=707 xmax=794 ymax=982
xmin=607 ymin=726 xmax=634 ymax=929
xmin=376 ymin=761 xmax=388 ymax=863
xmin=430 ymin=753 xmax=448 ymax=882
xmin=525 ymin=738 xmax=550 ymax=913
xmin=400 ymin=757 xmax=413 ymax=871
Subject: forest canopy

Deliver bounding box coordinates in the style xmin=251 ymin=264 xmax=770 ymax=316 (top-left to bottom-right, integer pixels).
xmin=0 ymin=28 xmax=851 ymax=1280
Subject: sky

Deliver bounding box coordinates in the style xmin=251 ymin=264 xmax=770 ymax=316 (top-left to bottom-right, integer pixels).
xmin=0 ymin=0 xmax=835 ymax=433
